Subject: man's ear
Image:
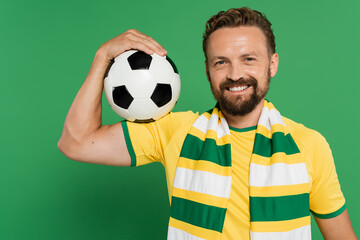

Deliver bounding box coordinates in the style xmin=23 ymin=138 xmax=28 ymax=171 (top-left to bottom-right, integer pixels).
xmin=269 ymin=53 xmax=279 ymax=78
xmin=205 ymin=60 xmax=210 ymax=82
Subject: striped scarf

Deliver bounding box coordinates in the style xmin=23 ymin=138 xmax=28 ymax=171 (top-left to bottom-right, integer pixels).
xmin=167 ymin=100 xmax=311 ymax=240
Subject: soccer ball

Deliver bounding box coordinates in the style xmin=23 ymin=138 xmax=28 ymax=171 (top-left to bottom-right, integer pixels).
xmin=104 ymin=50 xmax=181 ymax=122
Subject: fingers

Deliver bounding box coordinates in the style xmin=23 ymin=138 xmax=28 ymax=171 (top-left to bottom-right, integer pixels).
xmin=123 ymin=29 xmax=167 ymax=56
xmin=99 ymin=29 xmax=168 ymax=62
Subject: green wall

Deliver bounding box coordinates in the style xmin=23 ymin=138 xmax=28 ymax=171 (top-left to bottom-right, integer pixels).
xmin=1 ymin=0 xmax=359 ymax=239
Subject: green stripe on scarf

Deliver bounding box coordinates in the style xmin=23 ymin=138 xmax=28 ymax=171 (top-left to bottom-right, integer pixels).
xmin=252 ymin=132 xmax=300 ymax=157
xmin=250 ymin=193 xmax=310 ymax=221
xmin=180 ymin=134 xmax=231 ymax=167
xmin=170 ymin=196 xmax=227 ymax=232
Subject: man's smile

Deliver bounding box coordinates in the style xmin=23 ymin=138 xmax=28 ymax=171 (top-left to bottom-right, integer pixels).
xmin=228 ymin=85 xmax=250 ymax=92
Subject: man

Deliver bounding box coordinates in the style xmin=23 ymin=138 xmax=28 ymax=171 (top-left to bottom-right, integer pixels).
xmin=58 ymin=7 xmax=357 ymax=240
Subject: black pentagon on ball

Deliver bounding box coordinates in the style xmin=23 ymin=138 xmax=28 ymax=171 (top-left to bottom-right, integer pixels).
xmin=127 ymin=51 xmax=152 ymax=70
xmin=151 ymin=83 xmax=172 ymax=108
xmin=166 ymin=56 xmax=178 ymax=73
xmin=112 ymin=85 xmax=133 ymax=109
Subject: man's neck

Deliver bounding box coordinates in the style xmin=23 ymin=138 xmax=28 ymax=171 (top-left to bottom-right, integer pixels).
xmin=222 ymin=99 xmax=265 ymax=129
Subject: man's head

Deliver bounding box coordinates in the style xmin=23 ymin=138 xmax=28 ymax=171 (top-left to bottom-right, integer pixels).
xmin=203 ymin=7 xmax=276 ymax=60
xmin=203 ymin=8 xmax=278 ymax=117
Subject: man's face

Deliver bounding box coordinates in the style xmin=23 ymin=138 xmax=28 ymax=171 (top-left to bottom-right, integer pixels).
xmin=205 ymin=26 xmax=278 ymax=116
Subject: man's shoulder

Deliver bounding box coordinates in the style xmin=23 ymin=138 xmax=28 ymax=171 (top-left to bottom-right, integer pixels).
xmin=168 ymin=110 xmax=198 ymax=119
xmin=125 ymin=110 xmax=198 ymax=134
xmin=152 ymin=110 xmax=199 ymax=132
xmin=282 ymin=116 xmax=328 ymax=150
xmin=163 ymin=110 xmax=199 ymax=124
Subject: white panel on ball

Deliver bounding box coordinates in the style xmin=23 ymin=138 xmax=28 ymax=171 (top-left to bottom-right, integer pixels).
xmin=149 ymin=55 xmax=175 ymax=84
xmin=154 ymin=101 xmax=176 ymax=120
xmin=104 ymin=77 xmax=114 ymax=106
xmin=114 ymin=106 xmax=134 ymax=121
xmin=107 ymin=55 xmax=133 ymax=87
xmin=170 ymin=74 xmax=181 ymax=102
xmin=128 ymin=99 xmax=158 ymax=120
xmin=124 ymin=70 xmax=156 ymax=99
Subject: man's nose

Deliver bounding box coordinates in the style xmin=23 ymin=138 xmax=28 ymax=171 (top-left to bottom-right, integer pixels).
xmin=227 ymin=64 xmax=245 ymax=81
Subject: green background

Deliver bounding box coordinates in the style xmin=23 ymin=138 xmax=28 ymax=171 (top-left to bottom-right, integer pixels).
xmin=1 ymin=0 xmax=359 ymax=239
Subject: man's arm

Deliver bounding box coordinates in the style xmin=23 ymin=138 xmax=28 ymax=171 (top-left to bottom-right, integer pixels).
xmin=314 ymin=209 xmax=358 ymax=240
xmin=57 ymin=29 xmax=167 ymax=166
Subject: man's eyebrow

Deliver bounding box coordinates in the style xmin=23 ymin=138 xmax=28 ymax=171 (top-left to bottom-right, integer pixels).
xmin=210 ymin=53 xmax=259 ymax=61
xmin=209 ymin=56 xmax=229 ymax=62
xmin=241 ymin=53 xmax=258 ymax=57
xmin=212 ymin=56 xmax=228 ymax=59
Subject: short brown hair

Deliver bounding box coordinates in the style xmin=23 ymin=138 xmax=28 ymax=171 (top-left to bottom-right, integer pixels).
xmin=203 ymin=7 xmax=275 ymax=59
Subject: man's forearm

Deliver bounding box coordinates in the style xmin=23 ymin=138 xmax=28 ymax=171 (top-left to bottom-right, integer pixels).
xmin=59 ymin=50 xmax=110 ymax=146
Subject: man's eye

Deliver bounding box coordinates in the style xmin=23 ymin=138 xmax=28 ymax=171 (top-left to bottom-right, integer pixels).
xmin=245 ymin=57 xmax=255 ymax=61
xmin=215 ymin=60 xmax=225 ymax=65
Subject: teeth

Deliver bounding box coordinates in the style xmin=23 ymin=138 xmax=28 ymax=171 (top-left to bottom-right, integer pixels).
xmin=229 ymin=85 xmax=249 ymax=92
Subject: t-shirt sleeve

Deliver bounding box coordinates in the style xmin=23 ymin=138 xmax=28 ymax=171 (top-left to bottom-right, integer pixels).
xmin=308 ymin=131 xmax=346 ymax=219
xmin=121 ymin=111 xmax=197 ymax=167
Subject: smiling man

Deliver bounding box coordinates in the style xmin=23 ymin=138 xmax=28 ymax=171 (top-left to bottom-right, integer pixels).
xmin=205 ymin=26 xmax=277 ymax=127
xmin=58 ymin=7 xmax=357 ymax=240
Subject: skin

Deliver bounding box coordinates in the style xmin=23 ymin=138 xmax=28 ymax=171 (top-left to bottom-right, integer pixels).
xmin=314 ymin=209 xmax=357 ymax=240
xmin=58 ymin=26 xmax=357 ymax=239
xmin=205 ymin=26 xmax=278 ymax=129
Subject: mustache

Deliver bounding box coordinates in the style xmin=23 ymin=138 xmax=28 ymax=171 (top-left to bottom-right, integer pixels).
xmin=220 ymin=77 xmax=258 ymax=90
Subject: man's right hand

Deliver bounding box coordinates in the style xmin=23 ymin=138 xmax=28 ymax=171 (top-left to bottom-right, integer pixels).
xmin=58 ymin=29 xmax=164 ymax=166
xmin=96 ymin=29 xmax=167 ymax=64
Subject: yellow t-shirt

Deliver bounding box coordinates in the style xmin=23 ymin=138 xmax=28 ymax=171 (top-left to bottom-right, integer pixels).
xmin=121 ymin=111 xmax=345 ymax=240
xmin=222 ymin=125 xmax=256 ymax=239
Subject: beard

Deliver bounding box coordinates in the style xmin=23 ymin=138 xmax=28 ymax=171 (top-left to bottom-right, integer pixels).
xmin=210 ymin=71 xmax=271 ymax=116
